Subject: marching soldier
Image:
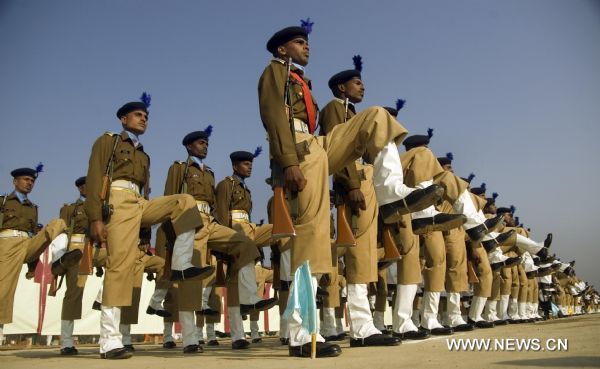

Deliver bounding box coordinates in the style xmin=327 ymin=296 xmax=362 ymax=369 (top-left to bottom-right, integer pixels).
xmin=0 ymin=167 xmax=70 ymax=343
xmin=84 ymin=95 xmax=212 ymax=359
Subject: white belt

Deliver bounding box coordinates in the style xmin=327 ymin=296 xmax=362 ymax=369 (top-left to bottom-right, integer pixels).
xmin=70 ymin=234 xmax=86 ymax=243
xmin=111 ymin=179 xmax=141 ymax=195
xmin=196 ymin=201 xmax=211 ymax=214
xmin=0 ymin=229 xmax=30 ymax=238
xmin=230 ymin=210 xmax=250 ymax=223
xmin=293 ymin=118 xmax=310 ymax=134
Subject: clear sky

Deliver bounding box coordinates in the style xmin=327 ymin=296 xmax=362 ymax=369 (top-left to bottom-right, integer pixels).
xmin=1 ymin=0 xmax=599 ymax=287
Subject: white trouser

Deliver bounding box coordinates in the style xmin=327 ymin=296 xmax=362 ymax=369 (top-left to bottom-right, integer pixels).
xmin=119 ymin=324 xmax=131 ymax=345
xmin=288 ymin=276 xmax=325 ymax=346
xmin=238 ymin=264 xmax=261 ymax=305
xmin=468 ymin=296 xmax=487 ymax=322
xmin=488 ymin=248 xmax=508 ymax=263
xmin=99 ymin=305 xmax=123 ymax=353
xmin=250 ymin=320 xmax=260 ymax=339
xmin=411 ymin=180 xmax=439 ymax=219
xmin=445 ymin=292 xmax=468 ymax=327
xmin=195 ymin=323 xmax=204 ymax=341
xmin=206 ymin=323 xmax=217 ymax=341
xmin=387 ymin=263 xmax=397 ymax=284
xmin=95 ymin=287 xmax=103 ymax=304
xmin=421 ymin=292 xmax=444 ymax=330
xmin=508 ymin=298 xmax=521 ymax=320
xmin=202 ymin=285 xmax=212 ymax=310
xmin=179 ymin=311 xmax=197 ymax=347
xmin=392 ymin=284 xmax=419 ymax=333
xmin=482 ymin=300 xmax=499 ymax=322
xmin=229 ymin=307 xmax=245 ymax=341
xmin=373 ymin=142 xmax=414 ymax=205
xmin=171 ymin=230 xmax=195 ymax=270
xmin=49 ymin=233 xmax=69 ymax=263
xmin=497 ymin=295 xmax=510 ymax=320
xmin=373 ymin=310 xmax=386 ymax=331
xmin=163 ymin=322 xmax=174 ymax=343
xmin=320 ymin=307 xmax=337 ymax=337
xmin=347 ymin=284 xmax=381 ymax=338
xmin=453 ymin=190 xmax=486 ymax=230
xmin=335 ymin=318 xmax=345 ymax=335
xmin=520 ymin=252 xmax=537 ymax=273
xmin=518 ymin=302 xmax=529 ymax=319
xmin=279 ymin=315 xmax=289 ymax=339
xmin=280 ymin=249 xmax=292 ymax=281
xmin=515 ymin=234 xmax=543 ymax=255
xmin=148 ymin=288 xmax=168 ymax=310
xmin=61 ymin=320 xmax=74 ymax=348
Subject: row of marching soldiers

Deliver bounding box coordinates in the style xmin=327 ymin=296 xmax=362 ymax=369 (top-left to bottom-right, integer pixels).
xmin=1 ymin=22 xmax=598 ymax=360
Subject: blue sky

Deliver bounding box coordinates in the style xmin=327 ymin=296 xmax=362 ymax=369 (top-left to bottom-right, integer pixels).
xmin=1 ymin=0 xmax=599 ymax=287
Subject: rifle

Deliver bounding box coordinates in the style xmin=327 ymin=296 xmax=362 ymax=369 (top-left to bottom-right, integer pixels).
xmin=467 ymin=261 xmax=479 ymax=284
xmin=271 ymin=58 xmax=300 ymax=239
xmin=381 ymin=225 xmax=402 ymax=262
xmin=100 ymin=135 xmax=121 ymax=223
xmin=0 ymin=194 xmax=6 ymax=229
xmin=334 ymin=187 xmax=356 ymax=248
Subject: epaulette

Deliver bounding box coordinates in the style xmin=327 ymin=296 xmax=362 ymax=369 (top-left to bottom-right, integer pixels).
xmin=205 ymin=165 xmax=213 ymax=173
xmin=103 ymin=131 xmax=117 ymax=136
xmin=174 ymin=160 xmax=186 ymax=165
xmin=271 ymin=58 xmax=286 ymax=65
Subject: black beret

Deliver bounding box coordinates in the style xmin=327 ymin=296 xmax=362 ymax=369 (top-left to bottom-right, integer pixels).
xmin=485 ymin=197 xmax=495 ymax=207
xmin=267 ymin=26 xmax=308 ymax=54
xmin=230 ymin=151 xmax=254 ymax=163
xmin=496 ymin=207 xmax=512 ymax=215
xmin=327 ymin=69 xmax=361 ymax=90
xmin=182 ymin=131 xmax=209 ymax=146
xmin=116 ymin=102 xmax=147 ymax=119
xmin=75 ymin=176 xmax=86 ymax=187
xmin=383 ymin=106 xmax=398 ymax=117
xmin=470 ymin=187 xmax=486 ymax=196
xmin=11 ymin=168 xmax=37 ymax=178
xmin=437 ymin=157 xmax=451 ymax=166
xmin=402 ymin=135 xmax=430 ymax=150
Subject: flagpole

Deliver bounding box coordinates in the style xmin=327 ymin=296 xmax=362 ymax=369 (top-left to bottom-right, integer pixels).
xmin=311 ymin=333 xmax=316 ymax=359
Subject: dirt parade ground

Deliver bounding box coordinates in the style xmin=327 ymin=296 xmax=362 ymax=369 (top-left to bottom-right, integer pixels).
xmin=1 ymin=314 xmax=599 ymax=369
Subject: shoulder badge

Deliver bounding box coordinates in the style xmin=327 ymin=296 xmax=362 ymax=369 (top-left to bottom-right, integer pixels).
xmin=103 ymin=131 xmax=117 ymax=136
xmin=174 ymin=160 xmax=185 ymax=165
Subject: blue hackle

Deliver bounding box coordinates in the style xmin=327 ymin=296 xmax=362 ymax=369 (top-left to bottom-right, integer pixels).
xmin=427 ymin=128 xmax=434 ymax=138
xmin=467 ymin=173 xmax=475 ymax=183
xmin=492 ymin=192 xmax=498 ymax=199
xmin=396 ymin=99 xmax=406 ymax=111
xmin=300 ymin=18 xmax=314 ymax=34
xmin=140 ymin=92 xmax=151 ymax=108
xmin=253 ymin=146 xmax=263 ymax=158
xmin=352 ymin=55 xmax=363 ymax=72
xmin=204 ymin=125 xmax=213 ymax=137
xmin=35 ymin=162 xmax=44 ymax=173
xmin=481 ymin=182 xmax=487 ymax=191
xmin=446 ymin=152 xmax=453 ymax=160
xmin=510 ymin=205 xmax=516 ymax=214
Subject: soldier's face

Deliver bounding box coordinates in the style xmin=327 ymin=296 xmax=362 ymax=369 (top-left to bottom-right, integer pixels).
xmin=13 ymin=175 xmax=35 ymax=194
xmin=278 ymin=37 xmax=309 ymax=66
xmin=233 ymin=160 xmax=253 ymax=178
xmin=340 ymin=77 xmax=365 ymax=104
xmin=187 ymin=138 xmax=209 ymax=159
xmin=120 ymin=110 xmax=148 ymax=135
xmin=78 ymin=184 xmax=87 ymax=198
xmin=442 ymin=164 xmax=453 ymax=172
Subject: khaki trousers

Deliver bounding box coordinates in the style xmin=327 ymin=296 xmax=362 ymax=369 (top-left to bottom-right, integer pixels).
xmin=422 ymin=231 xmax=446 ymax=292
xmin=289 ymin=107 xmax=408 ymax=275
xmin=104 ymin=190 xmax=201 ymax=307
xmin=394 ymin=214 xmax=421 ymax=285
xmin=472 ymin=246 xmax=492 ymax=298
xmin=0 ymin=219 xmax=66 ymax=323
xmin=121 ymin=251 xmax=165 ymax=324
xmin=443 ymin=227 xmax=468 ymax=293
xmin=61 ymin=239 xmax=88 ymax=320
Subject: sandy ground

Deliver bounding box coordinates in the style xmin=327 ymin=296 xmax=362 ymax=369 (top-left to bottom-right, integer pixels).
xmin=2 ymin=313 xmax=599 ymax=369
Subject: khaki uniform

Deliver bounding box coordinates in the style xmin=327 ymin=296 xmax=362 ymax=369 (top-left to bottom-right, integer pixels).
xmin=249 ymin=265 xmax=274 ymax=321
xmin=0 ymin=193 xmax=66 ymax=323
xmin=393 ymin=214 xmax=421 ymax=285
xmin=259 ymin=59 xmax=408 ymax=275
xmin=84 ymin=131 xmax=202 ymax=307
xmin=163 ymin=160 xmax=260 ymax=309
xmin=470 ymin=194 xmax=492 ymax=297
xmin=58 ymin=199 xmax=89 ymax=320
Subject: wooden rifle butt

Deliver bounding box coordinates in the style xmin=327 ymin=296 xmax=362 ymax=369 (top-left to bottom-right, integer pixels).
xmin=100 ymin=175 xmax=109 ymax=201
xmin=215 ymin=259 xmax=226 ymax=287
xmin=78 ymin=239 xmax=94 ymax=275
xmin=271 ymin=186 xmax=295 ymax=239
xmin=381 ymin=226 xmax=402 ymax=262
xmin=467 ymin=261 xmax=480 ymax=284
xmin=335 ymin=203 xmax=356 ymax=248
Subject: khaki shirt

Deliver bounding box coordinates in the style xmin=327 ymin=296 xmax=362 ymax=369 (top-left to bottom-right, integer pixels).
xmin=215 ymin=175 xmax=252 ymax=227
xmin=258 ymin=59 xmax=319 ymax=169
xmin=0 ymin=193 xmax=37 ymax=233
xmin=85 ymin=131 xmax=150 ymax=222
xmin=164 ymin=160 xmax=215 ymax=208
xmin=59 ymin=198 xmax=88 ymax=234
xmin=318 ymin=99 xmax=361 ymax=191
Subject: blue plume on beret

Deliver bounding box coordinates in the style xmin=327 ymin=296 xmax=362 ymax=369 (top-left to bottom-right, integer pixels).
xmin=35 ymin=162 xmax=44 ymax=174
xmin=427 ymin=128 xmax=434 ymax=138
xmin=396 ymin=99 xmax=406 ymax=111
xmin=467 ymin=173 xmax=475 ymax=183
xmin=446 ymin=152 xmax=453 ymax=160
xmin=492 ymin=192 xmax=498 ymax=199
xmin=204 ymin=125 xmax=213 ymax=138
xmin=140 ymin=92 xmax=151 ymax=108
xmin=300 ymin=17 xmax=314 ymax=34
xmin=352 ymin=55 xmax=363 ymax=72
xmin=481 ymin=182 xmax=486 ymax=190
xmin=253 ymin=146 xmax=263 ymax=158
xmin=510 ymin=205 xmax=516 ymax=214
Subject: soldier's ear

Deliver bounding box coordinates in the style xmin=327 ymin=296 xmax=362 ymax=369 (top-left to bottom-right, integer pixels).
xmin=277 ymin=45 xmax=287 ymax=58
xmin=337 ymin=83 xmax=346 ymax=94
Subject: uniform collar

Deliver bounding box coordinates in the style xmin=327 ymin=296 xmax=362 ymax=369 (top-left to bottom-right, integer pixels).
xmin=191 ymin=156 xmax=205 ymax=170
xmin=14 ymin=190 xmax=28 ymax=204
xmin=232 ymin=173 xmax=246 ymax=186
xmin=272 ymin=58 xmax=305 ymax=74
xmin=120 ymin=130 xmax=143 ymax=149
